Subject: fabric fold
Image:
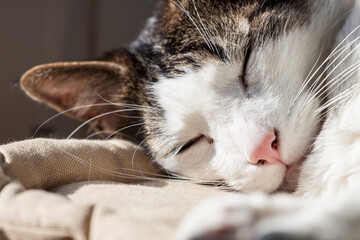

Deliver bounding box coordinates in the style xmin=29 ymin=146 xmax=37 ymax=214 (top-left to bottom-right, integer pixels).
xmin=0 ymin=138 xmax=164 ymax=190
xmin=0 ymin=138 xmax=232 ymax=240
xmin=0 ymin=182 xmax=93 ymax=240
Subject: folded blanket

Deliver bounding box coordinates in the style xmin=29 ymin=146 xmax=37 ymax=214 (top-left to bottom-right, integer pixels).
xmin=0 ymin=138 xmax=233 ymax=240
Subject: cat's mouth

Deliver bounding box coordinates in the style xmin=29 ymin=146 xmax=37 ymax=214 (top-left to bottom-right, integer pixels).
xmin=286 ymin=164 xmax=296 ymax=176
xmin=279 ymin=160 xmax=304 ymax=192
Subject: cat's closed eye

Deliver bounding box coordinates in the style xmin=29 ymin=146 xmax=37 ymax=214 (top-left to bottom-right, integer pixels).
xmin=177 ymin=135 xmax=214 ymax=154
xmin=240 ymin=44 xmax=252 ymax=91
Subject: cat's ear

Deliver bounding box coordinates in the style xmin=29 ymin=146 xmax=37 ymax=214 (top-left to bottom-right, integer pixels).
xmin=20 ymin=51 xmax=145 ymax=138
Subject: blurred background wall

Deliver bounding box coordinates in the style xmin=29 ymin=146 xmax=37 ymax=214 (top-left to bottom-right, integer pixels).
xmin=0 ymin=0 xmax=159 ymax=144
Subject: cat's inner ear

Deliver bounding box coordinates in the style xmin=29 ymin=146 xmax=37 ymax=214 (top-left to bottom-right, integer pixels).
xmin=20 ymin=59 xmax=143 ymax=139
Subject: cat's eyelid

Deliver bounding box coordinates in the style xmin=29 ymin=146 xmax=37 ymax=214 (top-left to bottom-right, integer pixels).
xmin=177 ymin=135 xmax=203 ymax=155
xmin=176 ymin=134 xmax=214 ymax=155
xmin=243 ymin=42 xmax=252 ymax=71
xmin=239 ymin=75 xmax=248 ymax=91
xmin=240 ymin=43 xmax=252 ymax=90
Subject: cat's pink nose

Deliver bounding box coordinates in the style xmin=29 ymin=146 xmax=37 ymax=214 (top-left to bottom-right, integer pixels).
xmin=250 ymin=131 xmax=282 ymax=165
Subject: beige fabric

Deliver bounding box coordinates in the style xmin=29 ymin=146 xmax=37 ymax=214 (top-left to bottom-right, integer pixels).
xmin=0 ymin=182 xmax=92 ymax=240
xmin=0 ymin=138 xmax=163 ymax=190
xmin=57 ymin=181 xmax=233 ymax=240
xmin=0 ymin=138 xmax=234 ymax=240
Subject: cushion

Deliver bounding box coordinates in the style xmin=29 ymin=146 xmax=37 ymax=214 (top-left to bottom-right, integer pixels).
xmin=0 ymin=138 xmax=235 ymax=240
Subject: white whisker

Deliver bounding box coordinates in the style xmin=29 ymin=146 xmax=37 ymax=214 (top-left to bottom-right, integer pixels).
xmin=294 ymin=24 xmax=360 ymax=112
xmin=315 ymin=83 xmax=360 ymax=115
xmin=299 ymin=38 xmax=360 ymax=115
xmin=94 ymin=91 xmax=157 ymax=111
xmin=191 ymin=0 xmax=222 ymax=60
xmin=105 ymin=122 xmax=145 ymax=140
xmin=85 ymin=131 xmax=107 ymax=139
xmin=172 ymin=0 xmax=215 ymax=53
xmin=34 ymin=103 xmax=119 ymax=137
xmin=317 ymin=60 xmax=360 ymax=104
xmin=67 ymin=109 xmax=139 ymax=139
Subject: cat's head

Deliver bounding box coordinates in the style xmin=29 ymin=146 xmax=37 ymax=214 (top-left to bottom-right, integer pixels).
xmin=21 ymin=0 xmax=355 ymax=192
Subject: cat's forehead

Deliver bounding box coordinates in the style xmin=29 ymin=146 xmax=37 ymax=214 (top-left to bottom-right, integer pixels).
xmin=160 ymin=0 xmax=310 ymax=47
xmin=131 ymin=0 xmax=311 ymax=82
xmin=132 ymin=0 xmax=311 ymax=78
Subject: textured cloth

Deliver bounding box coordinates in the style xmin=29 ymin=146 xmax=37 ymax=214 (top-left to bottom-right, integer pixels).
xmin=0 ymin=138 xmax=163 ymax=189
xmin=0 ymin=138 xmax=234 ymax=240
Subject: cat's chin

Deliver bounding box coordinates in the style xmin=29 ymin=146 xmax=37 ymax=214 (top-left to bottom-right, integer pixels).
xmin=223 ymin=164 xmax=287 ymax=193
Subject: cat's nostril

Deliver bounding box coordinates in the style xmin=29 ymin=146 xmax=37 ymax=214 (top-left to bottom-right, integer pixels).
xmin=271 ymin=130 xmax=279 ymax=150
xmin=250 ymin=130 xmax=282 ymax=165
xmin=257 ymin=159 xmax=266 ymax=165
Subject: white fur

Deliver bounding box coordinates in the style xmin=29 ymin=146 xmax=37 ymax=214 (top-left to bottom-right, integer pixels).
xmin=173 ymin=0 xmax=360 ymax=239
xmin=152 ymin=0 xmax=349 ymax=192
xmin=297 ymin=0 xmax=360 ymax=199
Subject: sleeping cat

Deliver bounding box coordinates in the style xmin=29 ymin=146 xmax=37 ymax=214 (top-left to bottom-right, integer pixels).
xmin=20 ymin=0 xmax=360 ymax=239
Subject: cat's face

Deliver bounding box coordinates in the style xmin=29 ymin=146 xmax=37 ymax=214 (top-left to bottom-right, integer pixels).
xmin=21 ymin=0 xmax=356 ymax=192
xmin=143 ymin=0 xmax=355 ymax=192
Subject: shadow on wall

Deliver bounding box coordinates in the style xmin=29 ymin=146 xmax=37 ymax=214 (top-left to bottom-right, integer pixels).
xmin=0 ymin=0 xmax=159 ymax=144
